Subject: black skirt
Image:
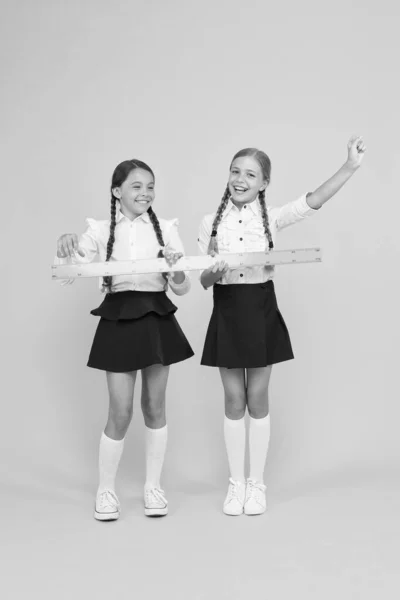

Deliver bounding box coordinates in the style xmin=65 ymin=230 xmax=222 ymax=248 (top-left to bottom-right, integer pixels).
xmin=201 ymin=281 xmax=294 ymax=369
xmin=87 ymin=291 xmax=194 ymax=373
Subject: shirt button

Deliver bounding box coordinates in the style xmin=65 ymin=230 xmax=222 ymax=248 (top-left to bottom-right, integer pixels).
xmin=243 ymin=205 xmax=247 ymax=209
xmin=239 ymin=237 xmax=243 ymax=241
xmin=239 ymin=220 xmax=242 ymax=223
xmin=240 ymin=274 xmax=243 ymax=277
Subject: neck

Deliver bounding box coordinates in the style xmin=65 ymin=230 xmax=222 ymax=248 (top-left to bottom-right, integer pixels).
xmin=231 ymin=197 xmax=258 ymax=210
xmin=119 ymin=206 xmax=145 ymax=222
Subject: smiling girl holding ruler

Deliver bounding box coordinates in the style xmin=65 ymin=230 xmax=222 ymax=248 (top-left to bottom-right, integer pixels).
xmin=56 ymin=159 xmax=193 ymax=521
xmin=197 ymin=136 xmax=366 ymax=516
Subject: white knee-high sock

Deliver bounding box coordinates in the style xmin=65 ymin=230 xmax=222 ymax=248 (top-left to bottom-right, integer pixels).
xmin=249 ymin=414 xmax=271 ymax=483
xmin=98 ymin=432 xmax=125 ymax=494
xmin=224 ymin=416 xmax=246 ymax=483
xmin=145 ymin=425 xmax=168 ymax=490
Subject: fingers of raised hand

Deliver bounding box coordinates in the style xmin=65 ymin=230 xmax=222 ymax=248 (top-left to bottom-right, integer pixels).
xmin=348 ymin=134 xmax=365 ymax=152
xmin=356 ymin=139 xmax=367 ymax=154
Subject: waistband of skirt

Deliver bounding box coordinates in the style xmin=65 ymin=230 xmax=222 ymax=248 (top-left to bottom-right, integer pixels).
xmin=213 ymin=280 xmax=274 ymax=294
xmin=90 ymin=290 xmax=177 ymax=321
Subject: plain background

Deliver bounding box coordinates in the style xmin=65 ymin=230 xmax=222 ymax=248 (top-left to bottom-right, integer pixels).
xmin=1 ymin=0 xmax=400 ymax=598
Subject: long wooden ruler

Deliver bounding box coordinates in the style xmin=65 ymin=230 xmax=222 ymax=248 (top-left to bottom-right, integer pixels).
xmin=51 ymin=248 xmax=322 ymax=280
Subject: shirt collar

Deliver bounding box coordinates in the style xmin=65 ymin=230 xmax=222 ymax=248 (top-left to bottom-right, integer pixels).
xmin=222 ymin=197 xmax=261 ymax=219
xmin=116 ymin=206 xmax=151 ymax=224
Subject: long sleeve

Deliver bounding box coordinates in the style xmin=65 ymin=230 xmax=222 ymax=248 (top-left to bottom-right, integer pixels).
xmin=197 ymin=215 xmax=213 ymax=255
xmin=269 ymin=194 xmax=317 ymax=232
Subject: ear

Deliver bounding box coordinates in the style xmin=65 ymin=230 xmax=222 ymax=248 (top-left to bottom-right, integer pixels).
xmin=112 ymin=187 xmax=121 ymax=200
xmin=260 ymin=181 xmax=269 ymax=192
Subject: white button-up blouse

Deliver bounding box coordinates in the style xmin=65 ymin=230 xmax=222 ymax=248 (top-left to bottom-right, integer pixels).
xmin=197 ymin=194 xmax=316 ymax=284
xmin=55 ymin=208 xmax=190 ymax=295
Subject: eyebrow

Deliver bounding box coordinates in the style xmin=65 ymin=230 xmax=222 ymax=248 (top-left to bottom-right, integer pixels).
xmin=130 ymin=180 xmax=154 ymax=184
xmin=231 ymin=167 xmax=257 ymax=174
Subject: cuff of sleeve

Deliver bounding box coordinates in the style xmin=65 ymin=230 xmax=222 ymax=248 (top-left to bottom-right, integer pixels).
xmin=168 ymin=272 xmax=191 ymax=296
xmin=300 ymin=193 xmax=319 ymax=216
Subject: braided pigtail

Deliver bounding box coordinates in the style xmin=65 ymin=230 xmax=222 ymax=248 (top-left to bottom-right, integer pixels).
xmin=147 ymin=206 xmax=169 ymax=280
xmin=207 ymin=185 xmax=231 ymax=255
xmin=147 ymin=206 xmax=165 ymax=254
xmin=101 ymin=196 xmax=117 ymax=293
xmin=258 ymin=189 xmax=274 ymax=250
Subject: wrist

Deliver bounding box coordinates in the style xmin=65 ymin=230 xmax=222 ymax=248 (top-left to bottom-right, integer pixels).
xmin=342 ymin=160 xmax=360 ymax=175
xmin=170 ymin=271 xmax=185 ymax=284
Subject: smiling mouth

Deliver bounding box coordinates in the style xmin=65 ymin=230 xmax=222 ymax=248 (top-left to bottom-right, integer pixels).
xmin=136 ymin=199 xmax=150 ymax=204
xmin=233 ymin=186 xmax=248 ymax=193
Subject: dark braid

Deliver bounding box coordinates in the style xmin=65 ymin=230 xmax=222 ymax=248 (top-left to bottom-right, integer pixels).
xmin=207 ymin=185 xmax=231 ymax=254
xmin=102 ymin=196 xmax=117 ymax=293
xmin=147 ymin=206 xmax=165 ymax=253
xmin=147 ymin=206 xmax=169 ymax=280
xmin=258 ymin=189 xmax=274 ymax=250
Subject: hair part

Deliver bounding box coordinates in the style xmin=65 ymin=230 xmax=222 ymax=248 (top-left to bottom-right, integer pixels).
xmin=102 ymin=159 xmax=166 ymax=293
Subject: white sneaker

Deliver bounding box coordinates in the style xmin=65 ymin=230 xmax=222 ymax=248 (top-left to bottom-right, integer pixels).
xmin=223 ymin=478 xmax=246 ymax=516
xmin=244 ymin=479 xmax=267 ymax=515
xmin=94 ymin=489 xmax=120 ymax=521
xmin=144 ymin=487 xmax=168 ymax=517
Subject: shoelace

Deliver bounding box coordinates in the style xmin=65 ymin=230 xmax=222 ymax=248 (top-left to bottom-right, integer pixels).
xmin=145 ymin=487 xmax=168 ymax=507
xmin=226 ymin=478 xmax=244 ymax=502
xmin=246 ymin=479 xmax=266 ymax=503
xmin=97 ymin=490 xmax=119 ymax=510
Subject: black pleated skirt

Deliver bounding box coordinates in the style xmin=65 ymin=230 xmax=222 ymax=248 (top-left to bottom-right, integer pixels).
xmin=201 ymin=281 xmax=294 ymax=369
xmin=87 ymin=291 xmax=194 ymax=373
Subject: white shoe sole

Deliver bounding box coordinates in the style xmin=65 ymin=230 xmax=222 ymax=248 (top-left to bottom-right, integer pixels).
xmin=223 ymin=506 xmax=244 ymax=516
xmin=144 ymin=506 xmax=168 ymax=517
xmin=244 ymin=507 xmax=266 ymax=516
xmin=94 ymin=510 xmax=120 ymax=521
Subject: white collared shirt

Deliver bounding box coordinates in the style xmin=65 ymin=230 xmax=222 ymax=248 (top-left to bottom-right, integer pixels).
xmin=55 ymin=208 xmax=190 ymax=295
xmin=197 ymin=194 xmax=317 ymax=284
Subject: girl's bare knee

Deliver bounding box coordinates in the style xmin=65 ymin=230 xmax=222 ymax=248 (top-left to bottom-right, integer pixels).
xmin=225 ymin=395 xmax=246 ymax=420
xmin=108 ymin=406 xmax=133 ymax=435
xmin=142 ymin=400 xmax=165 ymax=428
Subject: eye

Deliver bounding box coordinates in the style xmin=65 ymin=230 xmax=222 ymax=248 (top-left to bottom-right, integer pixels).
xmin=248 ymin=173 xmax=255 ymax=178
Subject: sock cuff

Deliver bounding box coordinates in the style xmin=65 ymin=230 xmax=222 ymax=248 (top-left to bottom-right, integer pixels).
xmin=249 ymin=414 xmax=270 ymax=426
xmin=224 ymin=415 xmax=245 ymax=427
xmin=101 ymin=432 xmax=125 ymax=444
xmin=145 ymin=424 xmax=168 ymax=435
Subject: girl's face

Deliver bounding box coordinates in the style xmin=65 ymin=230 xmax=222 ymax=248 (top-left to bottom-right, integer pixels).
xmin=228 ymin=156 xmax=267 ymax=206
xmin=113 ymin=168 xmax=155 ymax=219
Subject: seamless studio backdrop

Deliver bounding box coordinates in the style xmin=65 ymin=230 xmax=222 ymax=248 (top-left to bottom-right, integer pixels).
xmin=1 ymin=0 xmax=400 ymax=598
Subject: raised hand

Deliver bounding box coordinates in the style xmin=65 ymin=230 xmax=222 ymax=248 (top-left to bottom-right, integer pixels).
xmin=346 ymin=135 xmax=366 ymax=170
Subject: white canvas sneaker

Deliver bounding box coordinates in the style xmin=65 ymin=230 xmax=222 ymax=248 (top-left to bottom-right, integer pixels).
xmin=244 ymin=479 xmax=267 ymax=515
xmin=94 ymin=490 xmax=120 ymax=521
xmin=223 ymin=478 xmax=246 ymax=516
xmin=144 ymin=487 xmax=168 ymax=517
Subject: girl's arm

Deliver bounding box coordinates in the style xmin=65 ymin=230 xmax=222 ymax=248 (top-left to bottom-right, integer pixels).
xmin=163 ymin=219 xmax=191 ymax=295
xmin=306 ymin=135 xmax=366 ymax=210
